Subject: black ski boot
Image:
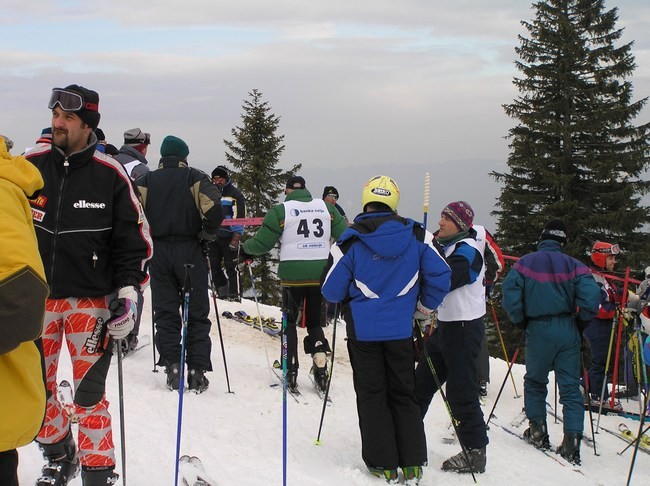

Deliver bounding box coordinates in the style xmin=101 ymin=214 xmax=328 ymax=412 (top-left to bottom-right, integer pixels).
xmin=166 ymin=363 xmax=181 ymax=391
xmin=288 ymin=366 xmax=298 ymax=391
xmin=188 ymin=369 xmax=209 ymax=394
xmin=523 ymin=420 xmax=550 ymax=450
xmin=81 ymin=465 xmax=119 ymax=485
xmin=37 ymin=430 xmax=79 ymax=485
xmin=441 ymin=447 xmax=486 ymax=474
xmin=556 ymin=432 xmax=581 ymax=465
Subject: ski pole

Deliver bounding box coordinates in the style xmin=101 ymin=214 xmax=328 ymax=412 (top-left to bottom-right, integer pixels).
xmin=486 ymin=331 xmax=525 ymax=428
xmin=422 ymin=172 xmax=430 ymax=229
xmin=281 ymin=308 xmax=288 ymax=486
xmin=414 ymin=325 xmax=477 ymax=483
xmin=625 ymin=392 xmax=649 ymax=486
xmin=596 ymin=311 xmax=620 ymax=431
xmin=203 ymin=246 xmax=233 ymax=394
xmin=174 ymin=264 xmax=193 ymax=486
xmin=246 ymin=262 xmax=275 ymax=383
xmin=315 ymin=305 xmax=338 ymax=445
xmin=151 ymin=284 xmax=158 ymax=373
xmin=610 ymin=267 xmax=631 ymax=409
xmin=581 ymin=350 xmax=598 ymax=456
xmin=489 ymin=300 xmax=520 ymax=398
xmin=116 ymin=337 xmax=128 ymax=484
xmin=554 ymin=377 xmax=558 ymax=424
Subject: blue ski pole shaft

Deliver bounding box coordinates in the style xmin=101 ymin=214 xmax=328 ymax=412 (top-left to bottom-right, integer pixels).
xmin=174 ymin=264 xmax=193 ymax=486
xmin=281 ymin=309 xmax=288 ymax=486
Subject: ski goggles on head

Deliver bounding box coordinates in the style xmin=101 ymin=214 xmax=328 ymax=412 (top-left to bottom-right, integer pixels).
xmin=48 ymin=88 xmax=99 ymax=112
xmin=594 ymin=244 xmax=620 ymax=255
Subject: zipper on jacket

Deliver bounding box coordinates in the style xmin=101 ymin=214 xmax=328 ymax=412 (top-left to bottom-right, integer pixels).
xmin=92 ymin=251 xmax=98 ymax=268
xmin=48 ymin=158 xmax=70 ymax=294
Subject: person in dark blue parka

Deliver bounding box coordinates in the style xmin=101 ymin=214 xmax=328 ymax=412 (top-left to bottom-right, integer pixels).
xmin=502 ymin=220 xmax=600 ymax=466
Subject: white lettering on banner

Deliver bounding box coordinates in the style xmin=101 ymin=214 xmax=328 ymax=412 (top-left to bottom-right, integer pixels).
xmin=73 ymin=200 xmax=106 ymax=209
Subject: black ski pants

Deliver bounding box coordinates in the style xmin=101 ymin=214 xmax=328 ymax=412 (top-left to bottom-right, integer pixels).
xmin=415 ymin=318 xmax=489 ymax=450
xmin=0 ymin=450 xmax=18 ymax=486
xmin=151 ymin=239 xmax=212 ymax=371
xmin=208 ymin=237 xmax=239 ymax=298
xmin=282 ymin=286 xmax=330 ymax=371
xmin=348 ymin=338 xmax=427 ymax=469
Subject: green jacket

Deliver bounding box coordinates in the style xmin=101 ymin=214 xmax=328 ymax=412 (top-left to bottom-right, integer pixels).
xmin=243 ymin=188 xmax=347 ymax=286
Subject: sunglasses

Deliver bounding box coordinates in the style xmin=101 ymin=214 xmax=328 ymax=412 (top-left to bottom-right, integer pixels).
xmin=326 ymin=194 xmax=339 ymax=199
xmin=594 ymin=244 xmax=620 ymax=255
xmin=48 ymin=88 xmax=99 ymax=112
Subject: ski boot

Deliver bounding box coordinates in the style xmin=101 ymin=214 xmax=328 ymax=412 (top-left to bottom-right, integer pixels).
xmin=81 ymin=465 xmax=119 ymax=485
xmin=37 ymin=430 xmax=79 ymax=485
xmin=312 ymin=352 xmax=328 ymax=392
xmin=402 ymin=465 xmax=422 ymax=485
xmin=523 ymin=420 xmax=550 ymax=450
xmin=165 ymin=363 xmax=181 ymax=391
xmin=188 ymin=369 xmax=209 ymax=394
xmin=367 ymin=466 xmax=399 ymax=484
xmin=288 ymin=368 xmax=298 ymax=391
xmin=441 ymin=447 xmax=486 ymax=474
xmin=556 ymin=432 xmax=581 ymax=465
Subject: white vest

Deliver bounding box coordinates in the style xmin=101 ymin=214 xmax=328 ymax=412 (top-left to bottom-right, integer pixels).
xmin=437 ymin=237 xmax=486 ymax=322
xmin=279 ymin=199 xmax=331 ymax=261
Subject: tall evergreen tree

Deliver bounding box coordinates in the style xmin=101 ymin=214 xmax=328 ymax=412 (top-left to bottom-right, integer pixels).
xmin=224 ymin=89 xmax=301 ymax=305
xmin=491 ymin=0 xmax=650 ymax=269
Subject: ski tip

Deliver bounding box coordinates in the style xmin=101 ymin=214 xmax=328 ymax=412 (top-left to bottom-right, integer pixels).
xmin=314 ymin=438 xmax=321 ymax=446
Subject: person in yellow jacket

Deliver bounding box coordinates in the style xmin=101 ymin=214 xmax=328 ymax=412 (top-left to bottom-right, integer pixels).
xmin=0 ymin=135 xmax=49 ymax=486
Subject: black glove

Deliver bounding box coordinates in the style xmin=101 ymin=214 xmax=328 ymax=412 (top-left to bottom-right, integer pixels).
xmin=485 ymin=285 xmax=493 ymax=303
xmin=197 ymin=229 xmax=216 ymax=243
xmin=580 ymin=335 xmax=592 ymax=370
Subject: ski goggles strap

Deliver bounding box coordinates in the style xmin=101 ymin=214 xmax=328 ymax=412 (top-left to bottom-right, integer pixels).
xmin=48 ymin=88 xmax=99 ymax=112
xmin=594 ymin=244 xmax=620 ymax=255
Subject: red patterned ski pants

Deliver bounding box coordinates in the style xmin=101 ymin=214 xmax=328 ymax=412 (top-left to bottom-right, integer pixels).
xmin=36 ymin=297 xmax=116 ymax=468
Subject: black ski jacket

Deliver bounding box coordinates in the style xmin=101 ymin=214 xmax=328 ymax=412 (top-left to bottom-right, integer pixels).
xmin=26 ymin=133 xmax=153 ymax=298
xmin=135 ymin=157 xmax=223 ymax=240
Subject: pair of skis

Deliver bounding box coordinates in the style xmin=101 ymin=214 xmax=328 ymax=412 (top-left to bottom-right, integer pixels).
xmin=221 ymin=310 xmax=281 ymax=336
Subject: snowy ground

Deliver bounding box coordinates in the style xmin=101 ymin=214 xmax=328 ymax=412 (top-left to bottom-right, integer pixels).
xmin=17 ymin=287 xmax=650 ymax=485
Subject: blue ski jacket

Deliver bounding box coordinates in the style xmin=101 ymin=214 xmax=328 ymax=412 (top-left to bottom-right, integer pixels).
xmin=502 ymin=239 xmax=600 ymax=327
xmin=322 ymin=212 xmax=450 ymax=341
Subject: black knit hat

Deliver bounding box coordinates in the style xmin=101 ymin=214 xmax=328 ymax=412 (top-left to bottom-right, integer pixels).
xmin=540 ymin=219 xmax=568 ymax=244
xmin=61 ymin=84 xmax=101 ymax=129
xmin=286 ymin=175 xmax=306 ymax=189
xmin=211 ymin=165 xmax=229 ymax=179
xmin=322 ymin=186 xmax=339 ymax=199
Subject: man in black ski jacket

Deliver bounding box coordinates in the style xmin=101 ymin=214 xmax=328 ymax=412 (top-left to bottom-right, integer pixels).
xmin=136 ymin=135 xmax=223 ymax=394
xmin=28 ymin=84 xmax=153 ymax=486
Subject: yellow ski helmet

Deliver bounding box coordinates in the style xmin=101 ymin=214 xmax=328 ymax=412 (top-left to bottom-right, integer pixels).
xmin=362 ymin=175 xmax=400 ymax=211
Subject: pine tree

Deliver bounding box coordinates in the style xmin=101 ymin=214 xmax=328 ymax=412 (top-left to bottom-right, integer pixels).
xmin=491 ymin=0 xmax=650 ymax=270
xmin=224 ymin=89 xmax=301 ymax=305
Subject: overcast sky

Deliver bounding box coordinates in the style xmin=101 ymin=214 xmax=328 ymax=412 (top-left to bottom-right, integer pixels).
xmin=3 ymin=0 xmax=649 ymax=228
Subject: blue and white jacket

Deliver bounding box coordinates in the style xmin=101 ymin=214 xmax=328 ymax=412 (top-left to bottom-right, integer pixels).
xmin=322 ymin=212 xmax=450 ymax=341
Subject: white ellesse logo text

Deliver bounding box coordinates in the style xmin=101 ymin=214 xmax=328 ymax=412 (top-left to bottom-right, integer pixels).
xmin=74 ymin=200 xmax=106 ymax=209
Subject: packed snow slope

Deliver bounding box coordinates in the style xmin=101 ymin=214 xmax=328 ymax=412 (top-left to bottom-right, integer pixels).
xmin=18 ymin=288 xmax=650 ymax=485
